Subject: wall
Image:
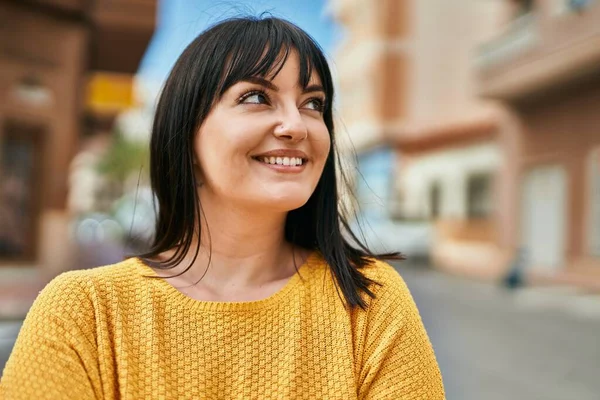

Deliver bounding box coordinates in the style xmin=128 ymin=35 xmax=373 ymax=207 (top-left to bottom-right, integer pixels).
xmin=516 ymin=77 xmax=600 ymax=277
xmin=408 ymin=0 xmax=506 ymax=125
xmin=0 ymin=3 xmax=88 ymax=279
xmin=400 ymin=141 xmax=501 ymax=219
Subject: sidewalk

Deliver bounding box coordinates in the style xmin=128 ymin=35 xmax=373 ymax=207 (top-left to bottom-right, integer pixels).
xmin=0 ymin=280 xmax=43 ymax=319
xmin=0 ymin=320 xmax=23 ymax=373
xmin=397 ymin=261 xmax=600 ymax=400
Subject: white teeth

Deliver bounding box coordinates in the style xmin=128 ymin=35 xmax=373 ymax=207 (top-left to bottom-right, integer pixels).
xmin=257 ymin=156 xmax=305 ymax=166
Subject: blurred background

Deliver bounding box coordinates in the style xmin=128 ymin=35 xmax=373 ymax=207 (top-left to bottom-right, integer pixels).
xmin=1 ymin=0 xmax=600 ymax=399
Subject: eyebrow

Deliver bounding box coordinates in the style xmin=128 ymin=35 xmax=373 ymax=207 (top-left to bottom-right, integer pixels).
xmin=243 ymin=76 xmax=325 ymax=95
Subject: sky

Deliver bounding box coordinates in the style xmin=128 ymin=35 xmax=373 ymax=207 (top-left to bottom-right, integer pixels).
xmin=138 ymin=0 xmax=339 ymax=86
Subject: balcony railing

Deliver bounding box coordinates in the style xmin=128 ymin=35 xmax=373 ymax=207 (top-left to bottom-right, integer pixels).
xmin=474 ymin=13 xmax=538 ymax=72
xmin=474 ymin=2 xmax=600 ymax=101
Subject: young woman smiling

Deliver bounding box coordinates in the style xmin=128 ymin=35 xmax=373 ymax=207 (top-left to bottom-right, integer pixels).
xmin=1 ymin=16 xmax=445 ymax=400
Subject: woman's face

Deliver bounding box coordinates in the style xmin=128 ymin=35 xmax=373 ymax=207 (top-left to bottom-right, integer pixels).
xmin=194 ymin=51 xmax=331 ymax=212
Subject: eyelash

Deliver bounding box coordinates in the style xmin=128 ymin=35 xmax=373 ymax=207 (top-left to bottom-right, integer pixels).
xmin=238 ymin=90 xmax=269 ymax=105
xmin=238 ymin=89 xmax=326 ymax=112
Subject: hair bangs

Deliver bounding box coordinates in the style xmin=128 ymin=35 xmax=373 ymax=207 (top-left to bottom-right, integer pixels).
xmin=216 ymin=18 xmax=330 ymax=105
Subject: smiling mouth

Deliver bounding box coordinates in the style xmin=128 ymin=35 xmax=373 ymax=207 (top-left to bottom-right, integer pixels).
xmin=252 ymin=156 xmax=307 ymax=167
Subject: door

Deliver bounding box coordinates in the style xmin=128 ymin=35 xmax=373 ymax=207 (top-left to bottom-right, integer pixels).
xmin=520 ymin=165 xmax=568 ymax=272
xmin=588 ymin=147 xmax=600 ymax=257
xmin=0 ymin=120 xmax=44 ymax=262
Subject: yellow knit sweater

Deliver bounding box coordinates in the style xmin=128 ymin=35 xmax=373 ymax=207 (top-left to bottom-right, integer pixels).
xmin=1 ymin=253 xmax=444 ymax=399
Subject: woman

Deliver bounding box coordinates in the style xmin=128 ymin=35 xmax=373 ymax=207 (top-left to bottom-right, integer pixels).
xmin=1 ymin=17 xmax=445 ymax=399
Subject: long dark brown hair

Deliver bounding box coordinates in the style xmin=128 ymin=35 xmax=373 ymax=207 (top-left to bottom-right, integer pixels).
xmin=138 ymin=16 xmax=403 ymax=309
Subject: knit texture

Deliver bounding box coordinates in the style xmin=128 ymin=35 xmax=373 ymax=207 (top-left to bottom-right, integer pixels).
xmin=1 ymin=252 xmax=444 ymax=399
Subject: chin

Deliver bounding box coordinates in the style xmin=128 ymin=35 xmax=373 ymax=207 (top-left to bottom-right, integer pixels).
xmin=271 ymin=197 xmax=310 ymax=212
xmin=255 ymin=191 xmax=312 ymax=212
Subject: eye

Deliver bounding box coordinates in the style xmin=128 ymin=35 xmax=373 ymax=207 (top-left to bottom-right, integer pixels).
xmin=303 ymin=97 xmax=325 ymax=112
xmin=239 ymin=90 xmax=270 ymax=105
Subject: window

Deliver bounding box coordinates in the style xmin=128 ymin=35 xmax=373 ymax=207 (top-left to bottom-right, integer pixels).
xmin=552 ymin=0 xmax=595 ymax=14
xmin=10 ymin=75 xmax=54 ymax=107
xmin=568 ymin=0 xmax=594 ymax=12
xmin=467 ymin=173 xmax=493 ymax=219
xmin=588 ymin=148 xmax=600 ymax=257
xmin=0 ymin=121 xmax=43 ymax=261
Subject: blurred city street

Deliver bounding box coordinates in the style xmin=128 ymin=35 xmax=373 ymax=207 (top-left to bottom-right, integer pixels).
xmin=2 ymin=0 xmax=600 ymax=398
xmin=397 ymin=261 xmax=600 ymax=400
xmin=0 ymin=320 xmax=20 ymax=377
xmin=2 ymin=259 xmax=599 ymax=399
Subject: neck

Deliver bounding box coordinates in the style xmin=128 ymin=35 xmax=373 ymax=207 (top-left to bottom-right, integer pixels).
xmin=165 ymin=190 xmax=303 ymax=288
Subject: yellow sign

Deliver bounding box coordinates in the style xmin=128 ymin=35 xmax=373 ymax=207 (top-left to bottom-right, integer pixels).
xmin=86 ymin=72 xmax=136 ymax=113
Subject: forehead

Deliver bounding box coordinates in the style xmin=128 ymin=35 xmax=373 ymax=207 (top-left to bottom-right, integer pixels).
xmin=266 ymin=51 xmax=323 ymax=87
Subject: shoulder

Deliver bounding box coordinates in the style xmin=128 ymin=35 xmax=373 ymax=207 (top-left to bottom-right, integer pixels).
xmin=352 ymin=259 xmax=420 ymax=329
xmin=76 ymin=257 xmax=148 ymax=288
xmin=306 ymin=254 xmax=412 ymax=309
xmin=32 ymin=258 xmax=144 ymax=317
xmin=351 ymin=260 xmax=444 ymax=398
xmin=359 ymin=258 xmax=404 ymax=284
xmin=44 ymin=257 xmax=142 ymax=292
xmin=350 ymin=260 xmax=430 ymax=366
xmin=360 ymin=258 xmax=412 ymax=304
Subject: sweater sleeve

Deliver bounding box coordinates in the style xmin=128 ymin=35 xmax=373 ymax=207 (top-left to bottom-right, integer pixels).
xmin=0 ymin=271 xmax=101 ymax=400
xmin=356 ymin=262 xmax=445 ymax=400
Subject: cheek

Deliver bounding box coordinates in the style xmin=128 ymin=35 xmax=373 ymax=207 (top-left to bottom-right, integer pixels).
xmin=194 ymin=125 xmax=255 ymax=187
xmin=195 ymin=132 xmax=217 ymax=173
xmin=196 ymin=113 xmax=262 ymax=161
xmin=310 ymin=122 xmax=331 ymax=164
xmin=195 ymin=126 xmax=229 ymax=185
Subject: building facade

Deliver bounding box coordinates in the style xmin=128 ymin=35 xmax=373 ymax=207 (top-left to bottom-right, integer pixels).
xmin=331 ymin=0 xmax=600 ymax=288
xmin=332 ymin=0 xmax=600 ymax=288
xmin=477 ymin=0 xmax=600 ymax=287
xmin=330 ymin=0 xmax=511 ymax=269
xmin=0 ymin=0 xmax=156 ymax=316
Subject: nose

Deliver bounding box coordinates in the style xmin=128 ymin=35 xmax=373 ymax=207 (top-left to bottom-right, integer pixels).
xmin=273 ymin=107 xmax=308 ymax=142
